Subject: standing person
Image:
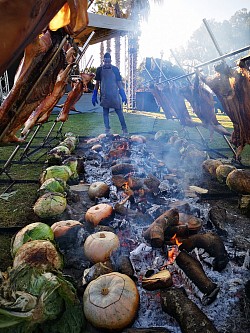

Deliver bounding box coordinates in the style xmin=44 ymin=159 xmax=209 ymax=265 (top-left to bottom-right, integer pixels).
xmin=92 ymin=52 xmax=128 ymax=135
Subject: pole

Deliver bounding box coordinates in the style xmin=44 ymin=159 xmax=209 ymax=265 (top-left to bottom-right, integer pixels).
xmin=75 ymin=31 xmax=95 ymax=66
xmin=156 ymin=45 xmax=250 ymax=84
xmin=202 ymin=18 xmax=238 ymax=160
xmin=203 ymin=18 xmax=223 ymax=56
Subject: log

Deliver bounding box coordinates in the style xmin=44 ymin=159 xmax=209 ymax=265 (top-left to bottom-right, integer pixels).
xmin=161 ymin=287 xmax=219 ymax=333
xmin=179 ymin=232 xmax=229 ymax=271
xmin=143 ymin=208 xmax=179 ymax=248
xmin=111 ymin=163 xmax=137 ymax=175
xmin=176 ymin=251 xmax=219 ymax=305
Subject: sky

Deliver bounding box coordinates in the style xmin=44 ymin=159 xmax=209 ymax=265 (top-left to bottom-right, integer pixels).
xmin=83 ymin=0 xmax=249 ymax=73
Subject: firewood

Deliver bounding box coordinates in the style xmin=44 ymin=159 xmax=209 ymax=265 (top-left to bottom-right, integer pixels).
xmin=111 ymin=163 xmax=137 ymax=175
xmin=161 ymin=287 xmax=219 ymax=333
xmin=176 ymin=251 xmax=219 ymax=305
xmin=142 ymin=269 xmax=173 ymax=291
xmin=179 ymin=232 xmax=229 ymax=271
xmin=143 ymin=208 xmax=179 ymax=247
xmin=239 ymin=195 xmax=250 ymax=216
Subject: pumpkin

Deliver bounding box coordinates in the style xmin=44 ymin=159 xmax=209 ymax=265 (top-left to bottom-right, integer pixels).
xmin=216 ymin=164 xmax=236 ymax=183
xmin=88 ymin=182 xmax=110 ymax=201
xmin=91 ymin=144 xmax=102 ymax=152
xmin=51 ymin=220 xmax=82 ymax=238
xmin=83 ymin=272 xmax=140 ymax=330
xmin=202 ymin=159 xmax=223 ymax=178
xmin=84 ymin=231 xmax=119 ymax=263
xmin=130 ymin=135 xmax=146 ymax=143
xmin=226 ymin=169 xmax=250 ymax=194
xmin=85 ymin=203 xmax=113 ymax=226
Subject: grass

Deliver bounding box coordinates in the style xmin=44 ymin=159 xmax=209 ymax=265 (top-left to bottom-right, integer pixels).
xmin=0 ymin=109 xmax=249 ymax=228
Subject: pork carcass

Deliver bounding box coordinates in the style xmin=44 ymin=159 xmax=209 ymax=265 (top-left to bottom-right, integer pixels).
xmin=150 ymin=82 xmax=201 ymax=127
xmin=21 ymin=47 xmax=76 ymax=136
xmin=0 ymin=0 xmax=88 ymax=76
xmin=200 ymin=61 xmax=250 ymax=160
xmin=57 ymin=78 xmax=84 ymax=122
xmin=180 ymin=74 xmax=231 ymax=137
xmin=0 ymin=30 xmax=66 ymax=143
xmin=80 ymin=72 xmax=95 ymax=92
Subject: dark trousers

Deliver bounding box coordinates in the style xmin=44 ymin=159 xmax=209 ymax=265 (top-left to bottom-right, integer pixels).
xmin=103 ymin=107 xmax=127 ymax=131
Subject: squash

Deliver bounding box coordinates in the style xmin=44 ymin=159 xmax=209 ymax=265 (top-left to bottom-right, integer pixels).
xmin=130 ymin=135 xmax=146 ymax=143
xmin=202 ymin=159 xmax=223 ymax=178
xmin=88 ymin=182 xmax=110 ymax=201
xmin=84 ymin=231 xmax=119 ymax=263
xmin=51 ymin=220 xmax=82 ymax=238
xmin=85 ymin=203 xmax=113 ymax=226
xmin=226 ymin=169 xmax=250 ymax=194
xmin=216 ymin=164 xmax=236 ymax=183
xmin=83 ymin=272 xmax=140 ymax=330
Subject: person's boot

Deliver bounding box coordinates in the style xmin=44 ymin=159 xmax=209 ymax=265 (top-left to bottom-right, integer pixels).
xmin=105 ymin=128 xmax=111 ymax=135
xmin=122 ymin=128 xmax=128 ymax=136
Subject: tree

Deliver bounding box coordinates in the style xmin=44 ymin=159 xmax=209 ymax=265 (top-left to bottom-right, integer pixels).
xmin=171 ymin=8 xmax=250 ymax=74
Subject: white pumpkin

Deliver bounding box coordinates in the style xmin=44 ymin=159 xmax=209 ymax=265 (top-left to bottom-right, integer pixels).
xmin=84 ymin=231 xmax=119 ymax=263
xmin=88 ymin=182 xmax=110 ymax=201
xmin=85 ymin=203 xmax=113 ymax=226
xmin=83 ymin=272 xmax=140 ymax=330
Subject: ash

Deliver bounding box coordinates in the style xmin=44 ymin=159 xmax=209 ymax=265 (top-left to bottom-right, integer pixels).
xmin=74 ymin=134 xmax=250 ymax=332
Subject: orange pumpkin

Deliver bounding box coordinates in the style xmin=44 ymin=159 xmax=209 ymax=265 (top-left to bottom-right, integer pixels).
xmin=83 ymin=272 xmax=140 ymax=330
xmin=85 ymin=203 xmax=113 ymax=226
xmin=51 ymin=219 xmax=81 ymax=238
xmin=84 ymin=231 xmax=119 ymax=263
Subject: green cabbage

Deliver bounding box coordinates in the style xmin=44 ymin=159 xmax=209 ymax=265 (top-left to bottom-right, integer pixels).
xmin=0 ymin=265 xmax=85 ymax=333
xmin=33 ymin=192 xmax=67 ymax=219
xmin=11 ymin=222 xmax=54 ymax=257
xmin=38 ymin=178 xmax=68 ymax=196
xmin=40 ymin=165 xmax=73 ymax=184
xmin=13 ymin=240 xmax=63 ymax=271
xmin=47 ymin=146 xmax=71 ymax=166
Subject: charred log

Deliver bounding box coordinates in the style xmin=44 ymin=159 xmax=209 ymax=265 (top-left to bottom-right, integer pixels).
xmin=111 ymin=163 xmax=137 ymax=175
xmin=161 ymin=287 xmax=219 ymax=333
xmin=176 ymin=251 xmax=219 ymax=305
xmin=179 ymin=232 xmax=229 ymax=271
xmin=143 ymin=208 xmax=179 ymax=247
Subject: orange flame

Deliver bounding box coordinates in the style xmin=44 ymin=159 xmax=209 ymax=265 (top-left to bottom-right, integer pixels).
xmin=171 ymin=233 xmax=182 ymax=247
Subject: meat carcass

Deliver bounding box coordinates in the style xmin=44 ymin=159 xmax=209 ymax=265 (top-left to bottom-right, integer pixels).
xmin=80 ymin=72 xmax=95 ymax=92
xmin=21 ymin=64 xmax=73 ymax=136
xmin=0 ymin=0 xmax=88 ymax=76
xmin=180 ymin=74 xmax=231 ymax=137
xmin=0 ymin=31 xmax=65 ymax=143
xmin=150 ymin=82 xmax=201 ymax=127
xmin=21 ymin=46 xmax=76 ymax=136
xmin=200 ymin=61 xmax=250 ymax=160
xmin=57 ymin=78 xmax=84 ymax=122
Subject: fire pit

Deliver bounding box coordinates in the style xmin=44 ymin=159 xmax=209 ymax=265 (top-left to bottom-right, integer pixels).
xmin=62 ymin=132 xmax=249 ymax=332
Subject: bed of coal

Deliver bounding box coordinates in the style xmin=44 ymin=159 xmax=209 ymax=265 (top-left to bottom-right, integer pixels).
xmin=50 ymin=131 xmax=249 ymax=333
